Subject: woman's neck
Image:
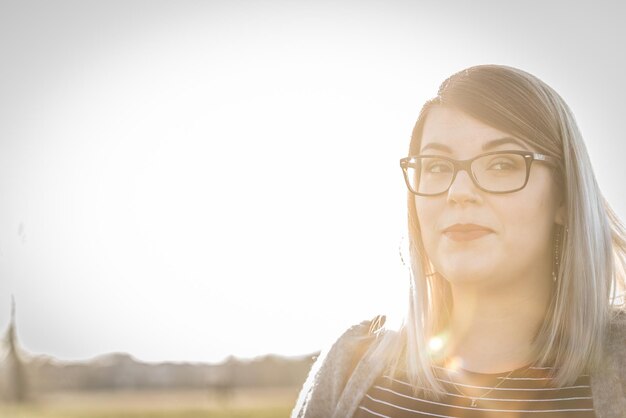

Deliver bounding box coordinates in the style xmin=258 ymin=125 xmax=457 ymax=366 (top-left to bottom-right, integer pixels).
xmin=443 ymin=273 xmax=553 ymax=374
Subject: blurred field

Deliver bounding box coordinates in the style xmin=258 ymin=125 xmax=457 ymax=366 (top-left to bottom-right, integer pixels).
xmin=0 ymin=387 xmax=299 ymax=418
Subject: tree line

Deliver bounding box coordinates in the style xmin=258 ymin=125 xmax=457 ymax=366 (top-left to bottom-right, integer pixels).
xmin=0 ymin=300 xmax=315 ymax=402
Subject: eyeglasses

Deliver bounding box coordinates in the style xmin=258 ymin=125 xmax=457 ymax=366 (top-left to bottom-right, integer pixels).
xmin=399 ymin=150 xmax=559 ymax=196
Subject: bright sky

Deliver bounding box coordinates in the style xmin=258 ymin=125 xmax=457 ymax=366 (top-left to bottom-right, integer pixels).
xmin=1 ymin=0 xmax=625 ymax=363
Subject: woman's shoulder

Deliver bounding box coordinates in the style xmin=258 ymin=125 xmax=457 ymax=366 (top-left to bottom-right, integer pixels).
xmin=341 ymin=314 xmax=388 ymax=343
xmin=606 ymin=308 xmax=626 ymax=350
xmin=313 ymin=314 xmax=389 ymax=379
xmin=317 ymin=314 xmax=388 ymax=365
xmin=603 ymin=308 xmax=626 ymax=381
xmin=290 ymin=315 xmax=388 ymax=418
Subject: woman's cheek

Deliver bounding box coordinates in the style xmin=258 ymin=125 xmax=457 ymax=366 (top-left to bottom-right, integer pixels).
xmin=421 ymin=215 xmax=441 ymax=261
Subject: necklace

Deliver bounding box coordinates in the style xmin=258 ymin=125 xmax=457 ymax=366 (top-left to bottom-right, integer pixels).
xmin=445 ymin=367 xmax=517 ymax=408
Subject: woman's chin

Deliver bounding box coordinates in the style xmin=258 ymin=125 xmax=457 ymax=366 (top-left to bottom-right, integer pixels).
xmin=437 ymin=263 xmax=497 ymax=286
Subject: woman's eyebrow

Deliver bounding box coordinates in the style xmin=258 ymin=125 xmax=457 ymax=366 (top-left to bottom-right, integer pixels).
xmin=420 ymin=137 xmax=525 ymax=154
xmin=482 ymin=137 xmax=525 ymax=151
xmin=420 ymin=142 xmax=452 ymax=153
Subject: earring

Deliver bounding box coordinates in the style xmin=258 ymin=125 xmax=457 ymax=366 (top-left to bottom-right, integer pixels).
xmin=398 ymin=235 xmax=409 ymax=269
xmin=552 ymin=226 xmax=567 ymax=283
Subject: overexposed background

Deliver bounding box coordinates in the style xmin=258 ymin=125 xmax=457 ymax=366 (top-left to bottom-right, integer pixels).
xmin=1 ymin=0 xmax=625 ymax=363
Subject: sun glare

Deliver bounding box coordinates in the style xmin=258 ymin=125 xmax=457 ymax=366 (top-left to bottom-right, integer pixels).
xmin=444 ymin=356 xmax=465 ymax=373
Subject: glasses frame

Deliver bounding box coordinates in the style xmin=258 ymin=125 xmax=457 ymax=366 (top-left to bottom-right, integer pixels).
xmin=399 ymin=150 xmax=559 ymax=196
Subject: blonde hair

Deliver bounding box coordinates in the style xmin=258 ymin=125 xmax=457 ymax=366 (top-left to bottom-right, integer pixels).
xmin=379 ymin=64 xmax=626 ymax=399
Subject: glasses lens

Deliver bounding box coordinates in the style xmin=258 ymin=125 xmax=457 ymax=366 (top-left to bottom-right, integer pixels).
xmin=472 ymin=153 xmax=527 ymax=192
xmin=405 ymin=157 xmax=455 ymax=195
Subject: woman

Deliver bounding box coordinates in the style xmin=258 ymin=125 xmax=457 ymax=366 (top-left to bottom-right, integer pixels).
xmin=292 ymin=65 xmax=626 ymax=418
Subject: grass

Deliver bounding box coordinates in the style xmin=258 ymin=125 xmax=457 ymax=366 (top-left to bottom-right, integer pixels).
xmin=0 ymin=387 xmax=298 ymax=418
xmin=0 ymin=406 xmax=292 ymax=418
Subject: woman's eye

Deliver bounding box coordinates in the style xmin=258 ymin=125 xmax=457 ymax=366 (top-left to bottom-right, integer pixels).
xmin=489 ymin=160 xmax=516 ymax=170
xmin=427 ymin=163 xmax=452 ymax=173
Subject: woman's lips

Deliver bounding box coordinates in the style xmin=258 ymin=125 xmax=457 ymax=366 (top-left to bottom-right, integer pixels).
xmin=442 ymin=224 xmax=494 ymax=242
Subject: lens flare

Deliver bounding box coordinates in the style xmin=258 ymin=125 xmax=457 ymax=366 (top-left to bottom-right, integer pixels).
xmin=427 ymin=332 xmax=450 ymax=362
xmin=428 ymin=336 xmax=444 ymax=352
xmin=444 ymin=356 xmax=464 ymax=373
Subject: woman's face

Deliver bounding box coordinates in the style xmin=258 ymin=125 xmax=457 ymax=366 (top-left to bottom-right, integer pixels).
xmin=414 ymin=105 xmax=564 ymax=289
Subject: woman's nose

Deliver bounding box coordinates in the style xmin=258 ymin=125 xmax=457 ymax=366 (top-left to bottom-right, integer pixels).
xmin=446 ymin=169 xmax=481 ymax=205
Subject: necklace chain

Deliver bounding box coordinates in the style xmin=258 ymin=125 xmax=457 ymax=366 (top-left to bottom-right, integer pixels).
xmin=446 ymin=367 xmax=518 ymax=408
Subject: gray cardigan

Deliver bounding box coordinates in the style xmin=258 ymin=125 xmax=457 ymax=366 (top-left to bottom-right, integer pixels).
xmin=292 ymin=314 xmax=626 ymax=418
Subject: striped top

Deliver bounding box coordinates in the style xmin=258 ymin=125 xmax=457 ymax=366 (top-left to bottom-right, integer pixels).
xmin=353 ymin=363 xmax=596 ymax=418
